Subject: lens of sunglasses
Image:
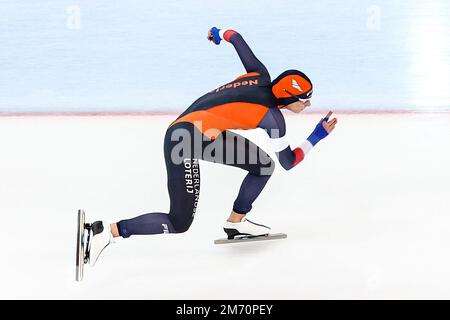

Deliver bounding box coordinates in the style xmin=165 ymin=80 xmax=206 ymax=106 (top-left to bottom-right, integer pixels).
xmin=284 ymin=89 xmax=310 ymax=103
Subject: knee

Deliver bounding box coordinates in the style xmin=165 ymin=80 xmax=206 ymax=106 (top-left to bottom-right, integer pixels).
xmin=172 ymin=224 xmax=191 ymax=234
xmin=168 ymin=215 xmax=193 ymax=234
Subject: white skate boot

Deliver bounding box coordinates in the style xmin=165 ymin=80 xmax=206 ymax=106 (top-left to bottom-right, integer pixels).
xmin=223 ymin=217 xmax=270 ymax=240
xmin=88 ymin=221 xmax=114 ymax=266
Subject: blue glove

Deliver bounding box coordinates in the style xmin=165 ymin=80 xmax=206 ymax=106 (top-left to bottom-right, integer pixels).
xmin=307 ymin=117 xmax=329 ymax=146
xmin=210 ymin=27 xmax=222 ymax=45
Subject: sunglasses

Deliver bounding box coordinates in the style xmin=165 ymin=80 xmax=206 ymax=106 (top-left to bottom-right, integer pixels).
xmin=283 ymin=89 xmax=312 ymax=103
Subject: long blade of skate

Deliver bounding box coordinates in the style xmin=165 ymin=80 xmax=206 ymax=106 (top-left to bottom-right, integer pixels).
xmin=214 ymin=233 xmax=287 ymax=245
xmin=76 ymin=209 xmax=85 ymax=281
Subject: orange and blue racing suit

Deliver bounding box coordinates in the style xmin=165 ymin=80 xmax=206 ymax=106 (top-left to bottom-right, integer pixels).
xmin=117 ymin=30 xmax=307 ymax=236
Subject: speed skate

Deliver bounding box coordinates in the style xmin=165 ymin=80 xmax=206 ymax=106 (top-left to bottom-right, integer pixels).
xmin=76 ymin=210 xmax=114 ymax=281
xmin=214 ymin=233 xmax=287 ymax=245
xmin=215 ymin=217 xmax=287 ymax=244
xmin=76 ymin=209 xmax=91 ymax=281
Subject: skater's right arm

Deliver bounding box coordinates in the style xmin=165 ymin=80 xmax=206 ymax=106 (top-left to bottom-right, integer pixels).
xmin=207 ymin=27 xmax=270 ymax=79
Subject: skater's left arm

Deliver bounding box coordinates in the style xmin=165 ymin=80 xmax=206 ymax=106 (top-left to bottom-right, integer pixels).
xmin=264 ymin=110 xmax=337 ymax=170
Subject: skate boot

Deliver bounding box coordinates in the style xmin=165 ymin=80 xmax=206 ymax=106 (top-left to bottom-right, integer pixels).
xmin=223 ymin=217 xmax=270 ymax=240
xmin=87 ymin=221 xmax=114 ymax=266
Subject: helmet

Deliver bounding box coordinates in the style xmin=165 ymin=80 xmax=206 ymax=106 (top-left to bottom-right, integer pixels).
xmin=271 ymin=70 xmax=313 ymax=107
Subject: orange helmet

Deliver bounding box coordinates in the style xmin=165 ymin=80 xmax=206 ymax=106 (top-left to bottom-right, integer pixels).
xmin=271 ymin=70 xmax=313 ymax=107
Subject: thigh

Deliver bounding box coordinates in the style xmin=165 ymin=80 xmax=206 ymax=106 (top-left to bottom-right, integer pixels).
xmin=202 ymin=130 xmax=274 ymax=176
xmin=164 ymin=123 xmax=201 ymax=230
xmin=166 ymin=161 xmax=200 ymax=231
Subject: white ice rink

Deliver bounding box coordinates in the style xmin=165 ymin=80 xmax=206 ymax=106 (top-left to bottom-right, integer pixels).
xmin=0 ymin=113 xmax=449 ymax=299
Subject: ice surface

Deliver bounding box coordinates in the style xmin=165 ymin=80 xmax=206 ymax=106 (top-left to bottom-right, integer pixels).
xmin=1 ymin=0 xmax=449 ymax=112
xmin=0 ymin=113 xmax=449 ymax=299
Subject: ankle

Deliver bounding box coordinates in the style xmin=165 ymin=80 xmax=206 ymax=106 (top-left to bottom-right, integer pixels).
xmin=227 ymin=211 xmax=246 ymax=223
xmin=110 ymin=223 xmax=120 ymax=238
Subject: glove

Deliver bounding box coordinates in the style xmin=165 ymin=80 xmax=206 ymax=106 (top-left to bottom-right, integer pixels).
xmin=208 ymin=27 xmax=222 ymax=45
xmin=307 ymin=116 xmax=330 ymax=146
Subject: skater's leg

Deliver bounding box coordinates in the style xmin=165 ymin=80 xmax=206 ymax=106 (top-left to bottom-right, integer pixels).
xmin=89 ymin=212 xmax=178 ymax=264
xmin=116 ymin=212 xmax=176 ymax=238
xmin=202 ymin=130 xmax=274 ymax=238
xmin=166 ymin=164 xmax=200 ymax=233
xmin=225 ymin=172 xmax=272 ymax=221
xmin=231 ymin=170 xmax=272 ymax=215
xmin=203 ymin=130 xmax=275 ymax=217
xmin=115 ymin=123 xmax=200 ymax=237
xmin=87 ymin=123 xmax=200 ymax=267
